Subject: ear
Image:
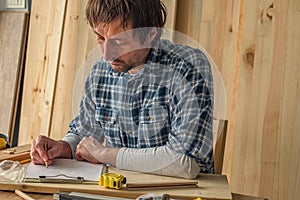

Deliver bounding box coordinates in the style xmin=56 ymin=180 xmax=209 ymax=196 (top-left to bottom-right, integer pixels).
xmin=144 ymin=28 xmax=159 ymax=46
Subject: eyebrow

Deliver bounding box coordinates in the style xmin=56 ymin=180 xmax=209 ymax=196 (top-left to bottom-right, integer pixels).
xmin=93 ymin=30 xmax=102 ymax=37
xmin=94 ymin=31 xmax=128 ymax=44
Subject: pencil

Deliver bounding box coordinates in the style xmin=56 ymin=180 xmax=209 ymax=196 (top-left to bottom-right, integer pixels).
xmin=44 ymin=144 xmax=48 ymax=168
xmin=15 ymin=189 xmax=36 ymax=200
xmin=19 ymin=158 xmax=31 ymax=164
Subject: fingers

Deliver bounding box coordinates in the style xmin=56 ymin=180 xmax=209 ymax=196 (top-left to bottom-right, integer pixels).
xmin=75 ymin=137 xmax=100 ymax=163
xmin=75 ymin=150 xmax=84 ymax=161
xmin=30 ymin=135 xmax=56 ymax=166
xmin=30 ymin=136 xmax=47 ymax=165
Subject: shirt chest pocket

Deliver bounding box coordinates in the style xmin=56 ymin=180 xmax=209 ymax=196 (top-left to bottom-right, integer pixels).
xmin=95 ymin=106 xmax=118 ymax=125
xmin=138 ymin=105 xmax=169 ymax=138
xmin=139 ymin=105 xmax=168 ymax=124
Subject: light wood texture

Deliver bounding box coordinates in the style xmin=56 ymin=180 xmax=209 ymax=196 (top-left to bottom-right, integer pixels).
xmin=162 ymin=0 xmax=178 ymax=29
xmin=50 ymin=0 xmax=81 ymax=139
xmin=13 ymin=0 xmax=300 ymax=200
xmin=175 ymin=0 xmax=300 ymax=200
xmin=15 ymin=189 xmax=36 ymax=200
xmin=0 ymin=144 xmax=30 ymax=162
xmin=231 ymin=193 xmax=268 ymax=200
xmin=214 ymin=120 xmax=228 ymax=174
xmin=18 ymin=0 xmax=67 ymax=145
xmin=0 ymin=12 xmax=28 ymax=144
xmin=0 ymin=169 xmax=232 ymax=200
xmin=0 ymin=191 xmax=52 ymax=200
xmin=231 ymin=1 xmax=300 ymax=200
xmin=0 ymin=191 xmax=268 ymax=200
xmin=50 ymin=0 xmax=100 ymax=139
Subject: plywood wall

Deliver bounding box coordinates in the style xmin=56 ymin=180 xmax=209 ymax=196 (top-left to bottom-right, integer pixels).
xmin=18 ymin=0 xmax=67 ymax=144
xmin=16 ymin=0 xmax=299 ymax=199
xmin=0 ymin=12 xmax=28 ymax=144
xmin=176 ymin=0 xmax=300 ymax=199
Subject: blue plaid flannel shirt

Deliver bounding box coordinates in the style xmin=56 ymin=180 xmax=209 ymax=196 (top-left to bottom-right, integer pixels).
xmin=67 ymin=39 xmax=214 ymax=173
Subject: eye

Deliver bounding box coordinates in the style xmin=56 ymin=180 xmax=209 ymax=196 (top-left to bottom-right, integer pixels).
xmin=96 ymin=35 xmax=105 ymax=44
xmin=111 ymin=39 xmax=127 ymax=46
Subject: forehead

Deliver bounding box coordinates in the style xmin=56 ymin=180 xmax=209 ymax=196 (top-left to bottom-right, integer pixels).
xmin=94 ymin=17 xmax=133 ymax=38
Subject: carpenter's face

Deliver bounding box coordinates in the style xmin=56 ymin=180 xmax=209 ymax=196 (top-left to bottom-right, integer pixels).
xmin=93 ymin=17 xmax=150 ymax=73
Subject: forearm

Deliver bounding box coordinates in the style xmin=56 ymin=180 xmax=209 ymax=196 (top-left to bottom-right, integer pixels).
xmin=116 ymin=146 xmax=200 ymax=179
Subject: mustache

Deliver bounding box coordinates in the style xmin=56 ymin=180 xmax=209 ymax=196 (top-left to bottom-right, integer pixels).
xmin=108 ymin=58 xmax=126 ymax=64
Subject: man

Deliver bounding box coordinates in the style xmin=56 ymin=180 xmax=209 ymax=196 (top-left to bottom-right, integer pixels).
xmin=30 ymin=0 xmax=214 ymax=179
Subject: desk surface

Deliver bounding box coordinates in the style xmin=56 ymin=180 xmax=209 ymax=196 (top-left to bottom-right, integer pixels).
xmin=0 ymin=169 xmax=231 ymax=200
xmin=0 ymin=191 xmax=266 ymax=200
xmin=0 ymin=146 xmax=232 ymax=200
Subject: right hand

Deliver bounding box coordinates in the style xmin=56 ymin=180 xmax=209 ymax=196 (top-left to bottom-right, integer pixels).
xmin=30 ymin=135 xmax=72 ymax=166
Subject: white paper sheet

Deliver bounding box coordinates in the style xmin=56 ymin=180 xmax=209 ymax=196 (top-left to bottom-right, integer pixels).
xmin=25 ymin=159 xmax=103 ymax=182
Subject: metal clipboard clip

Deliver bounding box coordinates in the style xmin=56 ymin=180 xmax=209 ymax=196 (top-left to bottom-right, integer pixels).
xmin=38 ymin=174 xmax=84 ymax=183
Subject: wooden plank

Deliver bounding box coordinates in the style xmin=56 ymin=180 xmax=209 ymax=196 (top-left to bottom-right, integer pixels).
xmin=18 ymin=0 xmax=67 ymax=145
xmin=202 ymin=0 xmax=242 ymax=179
xmin=0 ymin=12 xmax=28 ymax=144
xmin=230 ymin=0 xmax=260 ymax=195
xmin=50 ymin=0 xmax=99 ymax=139
xmin=50 ymin=0 xmax=81 ymax=139
xmin=280 ymin=1 xmax=300 ymax=200
xmin=0 ymin=191 xmax=52 ymax=200
xmin=162 ymin=0 xmax=178 ymax=29
xmin=0 ymin=171 xmax=232 ymax=200
xmin=231 ymin=0 xmax=300 ymax=200
xmin=0 ymin=144 xmax=30 ymax=162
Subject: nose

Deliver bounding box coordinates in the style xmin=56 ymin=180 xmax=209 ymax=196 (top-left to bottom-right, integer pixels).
xmin=102 ymin=40 xmax=120 ymax=61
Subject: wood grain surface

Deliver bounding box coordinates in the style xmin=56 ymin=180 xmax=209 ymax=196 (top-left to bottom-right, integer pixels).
xmin=13 ymin=0 xmax=300 ymax=200
xmin=0 ymin=12 xmax=28 ymax=144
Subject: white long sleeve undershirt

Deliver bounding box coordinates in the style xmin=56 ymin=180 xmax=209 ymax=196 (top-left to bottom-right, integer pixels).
xmin=63 ymin=134 xmax=200 ymax=179
xmin=116 ymin=146 xmax=200 ymax=179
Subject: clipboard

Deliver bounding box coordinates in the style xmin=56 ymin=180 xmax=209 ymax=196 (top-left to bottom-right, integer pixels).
xmin=38 ymin=174 xmax=84 ymax=184
xmin=24 ymin=159 xmax=103 ymax=184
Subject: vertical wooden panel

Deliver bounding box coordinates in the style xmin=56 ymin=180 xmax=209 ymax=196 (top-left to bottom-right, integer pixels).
xmin=162 ymin=0 xmax=178 ymax=29
xmin=279 ymin=1 xmax=300 ymax=199
xmin=18 ymin=0 xmax=67 ymax=145
xmin=175 ymin=0 xmax=300 ymax=199
xmin=230 ymin=0 xmax=259 ymax=194
xmin=231 ymin=0 xmax=300 ymax=199
xmin=205 ymin=0 xmax=243 ymax=179
xmin=50 ymin=0 xmax=81 ymax=139
xmin=0 ymin=12 xmax=28 ymax=143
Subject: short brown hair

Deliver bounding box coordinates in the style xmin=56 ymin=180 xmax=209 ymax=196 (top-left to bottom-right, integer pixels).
xmin=85 ymin=0 xmax=167 ymax=29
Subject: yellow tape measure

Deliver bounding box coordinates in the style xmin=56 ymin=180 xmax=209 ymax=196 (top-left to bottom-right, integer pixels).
xmin=99 ymin=173 xmax=126 ymax=189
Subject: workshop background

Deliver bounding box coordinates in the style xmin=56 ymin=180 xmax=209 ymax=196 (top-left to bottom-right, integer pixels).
xmin=0 ymin=0 xmax=299 ymax=200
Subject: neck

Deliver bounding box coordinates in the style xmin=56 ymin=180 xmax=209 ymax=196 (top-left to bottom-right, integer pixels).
xmin=128 ymin=48 xmax=151 ymax=74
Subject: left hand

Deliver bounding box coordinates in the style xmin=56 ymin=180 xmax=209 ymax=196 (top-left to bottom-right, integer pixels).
xmin=75 ymin=136 xmax=119 ymax=166
xmin=75 ymin=136 xmax=103 ymax=163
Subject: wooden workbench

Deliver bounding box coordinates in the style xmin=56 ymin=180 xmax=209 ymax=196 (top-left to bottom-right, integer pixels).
xmin=0 ymin=145 xmax=232 ymax=200
xmin=0 ymin=170 xmax=232 ymax=200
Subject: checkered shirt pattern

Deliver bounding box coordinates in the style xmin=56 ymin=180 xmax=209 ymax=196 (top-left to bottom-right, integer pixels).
xmin=67 ymin=39 xmax=214 ymax=173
